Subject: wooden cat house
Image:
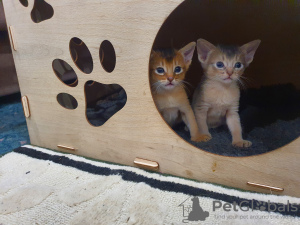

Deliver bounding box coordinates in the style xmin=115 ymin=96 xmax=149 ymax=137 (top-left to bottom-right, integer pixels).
xmin=3 ymin=0 xmax=300 ymax=197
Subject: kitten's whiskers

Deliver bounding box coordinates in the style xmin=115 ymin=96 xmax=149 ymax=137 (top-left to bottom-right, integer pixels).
xmin=179 ymin=81 xmax=191 ymax=95
xmin=151 ymin=81 xmax=162 ymax=93
xmin=154 ymin=82 xmax=164 ymax=94
xmin=237 ymin=77 xmax=247 ymax=90
xmin=240 ymin=75 xmax=256 ymax=86
xmin=181 ymin=80 xmax=193 ymax=88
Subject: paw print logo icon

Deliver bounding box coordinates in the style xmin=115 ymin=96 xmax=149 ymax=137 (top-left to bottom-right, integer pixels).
xmin=53 ymin=37 xmax=127 ymax=127
xmin=179 ymin=196 xmax=210 ymax=223
xmin=255 ymin=201 xmax=267 ymax=211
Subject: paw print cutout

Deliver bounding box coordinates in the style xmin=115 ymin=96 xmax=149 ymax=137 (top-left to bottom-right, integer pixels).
xmin=19 ymin=0 xmax=54 ymax=23
xmin=53 ymin=37 xmax=127 ymax=127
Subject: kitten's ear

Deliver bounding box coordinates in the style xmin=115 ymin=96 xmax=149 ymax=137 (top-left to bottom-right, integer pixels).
xmin=150 ymin=50 xmax=157 ymax=59
xmin=179 ymin=42 xmax=196 ymax=67
xmin=197 ymin=39 xmax=216 ymax=64
xmin=240 ymin=40 xmax=261 ymax=66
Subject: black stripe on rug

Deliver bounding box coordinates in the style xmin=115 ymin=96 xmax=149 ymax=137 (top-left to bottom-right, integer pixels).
xmin=14 ymin=146 xmax=300 ymax=217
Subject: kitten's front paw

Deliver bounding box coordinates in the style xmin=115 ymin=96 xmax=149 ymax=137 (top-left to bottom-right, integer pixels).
xmin=191 ymin=134 xmax=212 ymax=142
xmin=232 ymin=140 xmax=252 ymax=148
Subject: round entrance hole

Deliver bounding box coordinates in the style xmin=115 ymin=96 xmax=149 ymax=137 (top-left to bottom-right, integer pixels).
xmin=150 ymin=0 xmax=300 ymax=157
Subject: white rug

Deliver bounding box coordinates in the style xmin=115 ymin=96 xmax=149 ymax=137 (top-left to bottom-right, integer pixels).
xmin=0 ymin=145 xmax=299 ymax=225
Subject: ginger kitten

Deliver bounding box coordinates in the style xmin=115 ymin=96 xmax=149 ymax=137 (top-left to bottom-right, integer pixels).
xmin=150 ymin=42 xmax=203 ymax=142
xmin=192 ymin=39 xmax=261 ymax=147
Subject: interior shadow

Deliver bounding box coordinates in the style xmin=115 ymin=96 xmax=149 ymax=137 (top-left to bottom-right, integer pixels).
xmin=31 ymin=0 xmax=54 ymax=23
xmin=19 ymin=0 xmax=28 ymax=7
xmin=85 ymin=81 xmax=127 ymax=127
xmin=57 ymin=93 xmax=78 ymax=110
xmin=69 ymin=37 xmax=93 ymax=74
xmin=52 ymin=59 xmax=78 ymax=87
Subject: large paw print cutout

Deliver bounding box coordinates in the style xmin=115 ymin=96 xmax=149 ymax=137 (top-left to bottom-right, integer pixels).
xmin=53 ymin=37 xmax=127 ymax=127
xmin=19 ymin=0 xmax=54 ymax=23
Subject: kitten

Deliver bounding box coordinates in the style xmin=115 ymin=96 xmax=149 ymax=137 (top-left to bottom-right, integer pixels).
xmin=150 ymin=42 xmax=203 ymax=142
xmin=192 ymin=39 xmax=261 ymax=147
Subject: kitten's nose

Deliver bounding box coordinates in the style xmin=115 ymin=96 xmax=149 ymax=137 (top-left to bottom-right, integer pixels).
xmin=167 ymin=77 xmax=174 ymax=82
xmin=226 ymin=69 xmax=233 ymax=76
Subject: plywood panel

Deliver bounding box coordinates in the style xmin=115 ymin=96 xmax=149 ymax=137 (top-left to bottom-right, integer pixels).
xmin=3 ymin=0 xmax=300 ymax=197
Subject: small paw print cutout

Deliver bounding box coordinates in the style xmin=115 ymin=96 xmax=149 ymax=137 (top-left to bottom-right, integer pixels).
xmin=19 ymin=0 xmax=54 ymax=23
xmin=53 ymin=37 xmax=127 ymax=127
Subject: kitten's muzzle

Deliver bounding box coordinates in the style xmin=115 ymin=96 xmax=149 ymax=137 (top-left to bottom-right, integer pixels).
xmin=165 ymin=82 xmax=174 ymax=86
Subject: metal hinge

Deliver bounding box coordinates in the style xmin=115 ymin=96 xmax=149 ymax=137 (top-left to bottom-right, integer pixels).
xmin=247 ymin=182 xmax=284 ymax=192
xmin=9 ymin=26 xmax=17 ymax=51
xmin=57 ymin=145 xmax=76 ymax=151
xmin=134 ymin=157 xmax=159 ymax=170
xmin=21 ymin=96 xmax=30 ymax=118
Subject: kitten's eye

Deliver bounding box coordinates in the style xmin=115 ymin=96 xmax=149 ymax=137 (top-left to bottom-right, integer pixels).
xmin=155 ymin=67 xmax=165 ymax=75
xmin=174 ymin=66 xmax=182 ymax=74
xmin=216 ymin=61 xmax=224 ymax=69
xmin=234 ymin=62 xmax=242 ymax=69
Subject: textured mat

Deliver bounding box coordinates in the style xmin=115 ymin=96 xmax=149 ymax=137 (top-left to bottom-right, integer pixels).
xmin=0 ymin=145 xmax=299 ymax=224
